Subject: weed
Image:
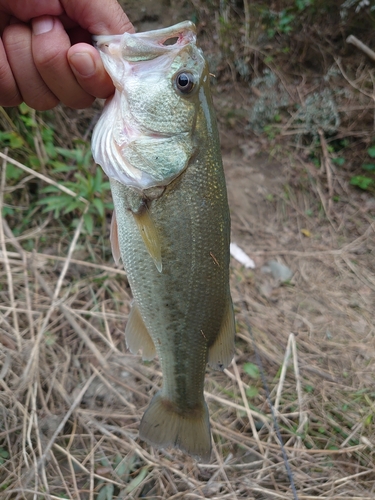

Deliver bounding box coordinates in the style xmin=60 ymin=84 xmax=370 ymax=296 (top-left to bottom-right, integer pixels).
xmin=248 ymin=69 xmax=290 ymax=133
xmin=1 ymin=104 xmax=112 ymax=235
xmin=350 ymin=144 xmax=375 ymax=191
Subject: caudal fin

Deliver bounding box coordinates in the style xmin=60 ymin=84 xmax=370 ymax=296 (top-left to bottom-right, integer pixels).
xmin=139 ymin=392 xmax=211 ymax=461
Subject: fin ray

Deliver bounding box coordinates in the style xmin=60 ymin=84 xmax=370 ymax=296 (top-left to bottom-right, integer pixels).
xmin=139 ymin=391 xmax=211 ymax=461
xmin=133 ymin=209 xmax=162 ymax=273
xmin=125 ymin=302 xmax=156 ymax=361
xmin=110 ymin=210 xmax=121 ymax=265
xmin=208 ymin=295 xmax=235 ymax=370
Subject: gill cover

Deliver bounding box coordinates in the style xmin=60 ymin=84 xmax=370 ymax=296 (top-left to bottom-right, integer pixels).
xmin=91 ymin=21 xmax=206 ymax=190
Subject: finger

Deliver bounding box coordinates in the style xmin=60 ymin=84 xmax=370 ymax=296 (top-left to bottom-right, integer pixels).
xmin=0 ymin=0 xmax=63 ymax=23
xmin=68 ymin=43 xmax=115 ymax=99
xmin=3 ymin=22 xmax=58 ymax=110
xmin=32 ymin=16 xmax=95 ymax=109
xmin=0 ymin=39 xmax=21 ymax=106
xmin=61 ymin=0 xmax=135 ymax=35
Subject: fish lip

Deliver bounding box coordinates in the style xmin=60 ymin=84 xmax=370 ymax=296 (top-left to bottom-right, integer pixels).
xmin=92 ymin=21 xmax=197 ymax=59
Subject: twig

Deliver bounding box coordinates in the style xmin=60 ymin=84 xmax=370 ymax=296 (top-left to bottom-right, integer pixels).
xmin=0 ymin=249 xmax=126 ymax=275
xmin=318 ymin=129 xmax=334 ymax=217
xmin=0 ymin=152 xmax=21 ymax=350
xmin=347 ymin=35 xmax=375 ymax=63
xmin=0 ymin=151 xmax=88 ymax=204
xmin=231 ymin=358 xmax=265 ymax=455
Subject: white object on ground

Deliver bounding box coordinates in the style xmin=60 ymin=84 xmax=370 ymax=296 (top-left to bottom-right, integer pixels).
xmin=230 ymin=243 xmax=256 ymax=269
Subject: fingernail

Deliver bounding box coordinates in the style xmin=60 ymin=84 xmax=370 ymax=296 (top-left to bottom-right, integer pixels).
xmin=32 ymin=16 xmax=54 ymax=35
xmin=69 ymin=52 xmax=96 ymax=77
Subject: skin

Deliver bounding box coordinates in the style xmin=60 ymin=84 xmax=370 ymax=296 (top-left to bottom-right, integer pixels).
xmin=0 ymin=0 xmax=134 ymax=110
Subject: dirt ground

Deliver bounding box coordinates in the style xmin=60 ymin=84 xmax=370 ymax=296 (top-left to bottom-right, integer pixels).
xmin=1 ymin=3 xmax=375 ymax=499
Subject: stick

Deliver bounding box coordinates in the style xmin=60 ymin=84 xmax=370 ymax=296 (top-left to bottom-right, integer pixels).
xmin=347 ymin=35 xmax=375 ymax=62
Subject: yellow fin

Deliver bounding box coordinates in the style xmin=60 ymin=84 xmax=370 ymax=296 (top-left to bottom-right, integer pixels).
xmin=125 ymin=302 xmax=156 ymax=361
xmin=133 ymin=209 xmax=162 ymax=273
xmin=110 ymin=210 xmax=121 ymax=265
xmin=208 ymin=295 xmax=235 ymax=371
xmin=139 ymin=391 xmax=211 ymax=462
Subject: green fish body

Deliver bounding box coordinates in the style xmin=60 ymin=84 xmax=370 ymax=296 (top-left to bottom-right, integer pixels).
xmin=92 ymin=21 xmax=235 ymax=461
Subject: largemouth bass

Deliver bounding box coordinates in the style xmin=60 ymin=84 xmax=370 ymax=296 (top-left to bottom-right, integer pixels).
xmin=91 ymin=21 xmax=235 ymax=461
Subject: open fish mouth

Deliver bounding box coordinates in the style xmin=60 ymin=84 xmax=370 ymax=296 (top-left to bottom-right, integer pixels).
xmin=93 ymin=21 xmax=197 ymax=61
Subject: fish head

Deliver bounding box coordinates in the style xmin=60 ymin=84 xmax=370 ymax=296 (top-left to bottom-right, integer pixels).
xmin=92 ymin=22 xmax=209 ymax=189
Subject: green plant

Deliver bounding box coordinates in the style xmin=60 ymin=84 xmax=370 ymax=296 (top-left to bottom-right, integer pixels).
xmin=0 ymin=448 xmax=9 ymax=465
xmin=260 ymin=0 xmax=315 ymax=39
xmin=1 ymin=104 xmax=113 ymax=235
xmin=36 ymin=160 xmax=112 ymax=235
xmin=350 ymin=144 xmax=375 ymax=191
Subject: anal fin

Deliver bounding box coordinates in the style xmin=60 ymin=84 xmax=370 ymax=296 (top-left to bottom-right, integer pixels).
xmin=208 ymin=295 xmax=235 ymax=371
xmin=110 ymin=210 xmax=121 ymax=265
xmin=125 ymin=302 xmax=156 ymax=361
xmin=133 ymin=208 xmax=162 ymax=273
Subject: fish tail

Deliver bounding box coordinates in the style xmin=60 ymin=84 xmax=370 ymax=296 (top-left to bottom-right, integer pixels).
xmin=139 ymin=391 xmax=211 ymax=462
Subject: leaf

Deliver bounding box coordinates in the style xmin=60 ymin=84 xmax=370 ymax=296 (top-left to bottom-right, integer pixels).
xmin=362 ymin=163 xmax=375 ymax=172
xmin=97 ymin=484 xmax=114 ymax=500
xmin=63 ymin=200 xmax=83 ymax=215
xmin=6 ymin=164 xmax=23 ymax=181
xmin=9 ymin=133 xmax=24 ymax=149
xmin=18 ymin=102 xmax=30 ymax=114
xmin=124 ymin=467 xmax=149 ymax=494
xmin=367 ymin=145 xmax=375 ymax=158
xmin=40 ymin=186 xmax=61 ymax=194
xmin=301 ymin=228 xmax=311 ymax=237
xmin=243 ymin=362 xmax=260 ymax=379
xmin=332 ymin=157 xmax=345 ymax=166
xmin=93 ymin=168 xmax=103 ymax=192
xmin=49 ymin=161 xmax=75 ymax=173
xmin=350 ymin=175 xmax=373 ymax=190
xmin=92 ymin=198 xmax=105 ymax=218
xmin=84 ymin=213 xmax=94 ymax=235
xmin=246 ymin=386 xmax=259 ymax=398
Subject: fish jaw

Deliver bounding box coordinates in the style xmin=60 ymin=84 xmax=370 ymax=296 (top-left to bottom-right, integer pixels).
xmin=92 ymin=21 xmax=197 ymax=66
xmin=91 ymin=22 xmax=206 ymax=190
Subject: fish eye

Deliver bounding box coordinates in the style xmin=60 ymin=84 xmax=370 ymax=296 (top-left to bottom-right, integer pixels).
xmin=175 ymin=71 xmax=195 ymax=94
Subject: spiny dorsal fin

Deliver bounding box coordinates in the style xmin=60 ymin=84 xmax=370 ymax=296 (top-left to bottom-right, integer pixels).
xmin=208 ymin=294 xmax=235 ymax=371
xmin=110 ymin=210 xmax=121 ymax=265
xmin=125 ymin=302 xmax=156 ymax=361
xmin=133 ymin=208 xmax=162 ymax=273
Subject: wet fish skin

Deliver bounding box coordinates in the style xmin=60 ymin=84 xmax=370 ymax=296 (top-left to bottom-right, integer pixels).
xmin=92 ymin=21 xmax=235 ymax=461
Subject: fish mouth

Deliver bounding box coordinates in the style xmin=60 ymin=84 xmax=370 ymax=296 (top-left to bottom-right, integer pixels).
xmin=93 ymin=21 xmax=197 ymax=62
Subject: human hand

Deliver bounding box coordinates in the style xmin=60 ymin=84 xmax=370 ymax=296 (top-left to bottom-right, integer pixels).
xmin=0 ymin=0 xmax=134 ymax=110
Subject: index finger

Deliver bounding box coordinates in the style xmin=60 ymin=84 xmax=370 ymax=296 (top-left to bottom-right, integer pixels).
xmin=60 ymin=0 xmax=135 ymax=35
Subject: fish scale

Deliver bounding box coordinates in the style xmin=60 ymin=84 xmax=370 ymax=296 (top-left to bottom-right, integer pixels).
xmin=92 ymin=21 xmax=235 ymax=461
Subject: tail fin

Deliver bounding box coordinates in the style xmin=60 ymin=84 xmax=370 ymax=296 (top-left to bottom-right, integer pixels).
xmin=139 ymin=391 xmax=211 ymax=462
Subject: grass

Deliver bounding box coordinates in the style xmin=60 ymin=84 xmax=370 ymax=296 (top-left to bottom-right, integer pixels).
xmin=1 ymin=1 xmax=375 ymax=495
xmin=1 ymin=121 xmax=375 ymax=497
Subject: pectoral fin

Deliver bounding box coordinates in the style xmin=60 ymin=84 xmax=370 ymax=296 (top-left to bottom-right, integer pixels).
xmin=110 ymin=210 xmax=121 ymax=265
xmin=208 ymin=295 xmax=235 ymax=371
xmin=125 ymin=302 xmax=156 ymax=361
xmin=133 ymin=209 xmax=162 ymax=273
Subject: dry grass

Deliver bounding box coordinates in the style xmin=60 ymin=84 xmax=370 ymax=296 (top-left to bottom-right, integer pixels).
xmin=1 ymin=113 xmax=375 ymax=500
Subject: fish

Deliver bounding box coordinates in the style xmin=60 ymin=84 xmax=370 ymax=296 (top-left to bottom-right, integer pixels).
xmin=91 ymin=21 xmax=235 ymax=461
